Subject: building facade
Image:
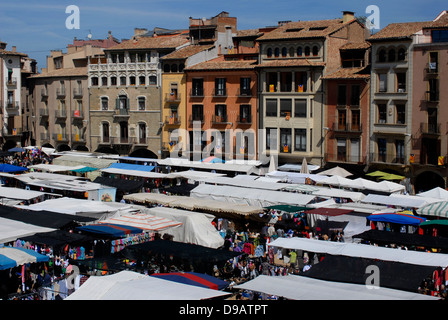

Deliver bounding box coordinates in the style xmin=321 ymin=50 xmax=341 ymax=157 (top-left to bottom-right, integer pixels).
xmin=256 ymin=12 xmax=368 ymax=166
xmin=88 ymin=29 xmax=189 ymax=157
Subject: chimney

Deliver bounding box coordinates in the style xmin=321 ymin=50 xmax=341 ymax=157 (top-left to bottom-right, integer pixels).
xmin=12 ymin=46 xmax=16 ymax=52
xmin=342 ymin=11 xmax=355 ymax=23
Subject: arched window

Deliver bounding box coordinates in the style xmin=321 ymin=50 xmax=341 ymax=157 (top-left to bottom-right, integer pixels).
xmin=304 ymin=46 xmax=310 ymax=56
xmin=312 ymin=46 xmax=319 ymax=56
xmin=378 ymin=49 xmax=386 ymax=62
xmin=281 ymin=47 xmax=287 ymax=57
xmin=289 ymin=47 xmax=295 ymax=57
xmin=170 ymin=64 xmax=178 ymax=73
xmin=267 ymin=48 xmax=273 ymax=58
xmin=297 ymin=47 xmax=303 ymax=56
xmin=102 ymin=122 xmax=110 ymax=143
xmin=179 ymin=63 xmax=185 ymax=72
xmin=274 ymin=47 xmax=280 ymax=57
xmin=149 ymin=75 xmax=157 ymax=85
xmin=388 ymin=49 xmax=396 ymax=62
xmin=163 ymin=64 xmax=170 ymax=72
xmin=397 ymin=48 xmax=406 ymax=61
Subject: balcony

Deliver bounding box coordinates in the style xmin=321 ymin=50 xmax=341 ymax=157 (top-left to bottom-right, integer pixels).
xmin=113 ymin=108 xmax=130 ymax=118
xmin=190 ymin=88 xmax=204 ymax=98
xmin=39 ymin=108 xmax=49 ymax=117
xmin=325 ymin=153 xmax=366 ymax=164
xmin=237 ymin=88 xmax=252 ymax=97
xmin=5 ymin=101 xmax=20 ymax=112
xmin=112 ymin=136 xmax=134 ymax=145
xmin=71 ymin=134 xmax=85 ymax=142
xmin=56 ymin=88 xmax=66 ymax=98
xmin=134 ymin=137 xmax=148 ymax=145
xmin=189 ymin=115 xmax=204 ymax=125
xmin=212 ymin=114 xmax=228 ymax=124
xmin=2 ymin=128 xmax=22 ymax=137
xmin=237 ymin=114 xmax=252 ymax=125
xmin=52 ymin=133 xmax=68 ymax=142
xmin=369 ymin=153 xmax=405 ymax=165
xmin=73 ymin=88 xmax=83 ymax=98
xmin=212 ymin=88 xmax=227 ymax=98
xmin=55 ymin=109 xmax=67 ymax=119
xmin=333 ymin=122 xmax=362 ymax=133
xmin=425 ymin=62 xmax=438 ymax=75
xmin=164 ymin=115 xmax=181 ymax=126
xmin=6 ymin=77 xmax=17 ymax=88
xmin=420 ymin=122 xmax=441 ymax=135
xmin=165 ymin=93 xmax=181 ymax=103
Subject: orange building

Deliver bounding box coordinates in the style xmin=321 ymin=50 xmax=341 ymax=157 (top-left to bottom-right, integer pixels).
xmin=185 ymin=54 xmax=258 ymax=161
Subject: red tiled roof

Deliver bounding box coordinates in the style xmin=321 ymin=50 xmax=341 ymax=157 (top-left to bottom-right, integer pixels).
xmin=185 ymin=59 xmax=257 ymax=71
xmin=160 ymin=45 xmax=214 ymax=60
xmin=106 ymin=33 xmax=189 ymax=51
xmin=368 ymin=21 xmax=431 ymax=41
xmin=321 ymin=67 xmax=370 ymax=80
xmin=29 ymin=67 xmax=87 ymax=78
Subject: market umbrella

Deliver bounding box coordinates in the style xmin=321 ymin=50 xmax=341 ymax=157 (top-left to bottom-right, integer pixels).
xmin=378 ymin=173 xmax=405 ymax=181
xmin=318 ymin=166 xmax=353 ymax=178
xmin=366 ymin=170 xmax=388 ymax=178
xmin=0 ymin=163 xmax=28 ymax=173
xmin=268 ymin=155 xmax=276 ymax=173
xmin=300 ymin=158 xmax=309 ymax=174
xmin=201 ymin=156 xmax=223 ymax=163
xmin=417 ymin=187 xmax=448 ymax=200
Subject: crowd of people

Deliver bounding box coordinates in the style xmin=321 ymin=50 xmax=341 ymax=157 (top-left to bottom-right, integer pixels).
xmin=1 ymin=147 xmax=53 ymax=167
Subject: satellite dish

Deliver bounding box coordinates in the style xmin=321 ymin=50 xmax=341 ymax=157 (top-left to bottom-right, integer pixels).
xmin=87 ymin=30 xmax=92 ymax=39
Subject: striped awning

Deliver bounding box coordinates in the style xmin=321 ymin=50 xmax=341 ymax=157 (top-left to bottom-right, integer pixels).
xmin=417 ymin=201 xmax=448 ymax=218
xmin=98 ymin=213 xmax=182 ymax=232
xmin=0 ymin=247 xmax=49 ymax=270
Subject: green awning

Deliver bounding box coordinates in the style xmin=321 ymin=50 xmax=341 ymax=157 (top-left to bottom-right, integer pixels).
xmin=366 ymin=170 xmax=388 ymax=177
xmin=378 ymin=173 xmax=405 ymax=181
xmin=417 ymin=201 xmax=448 ymax=218
xmin=265 ymin=205 xmax=308 ymax=213
xmin=420 ymin=220 xmax=448 ymax=227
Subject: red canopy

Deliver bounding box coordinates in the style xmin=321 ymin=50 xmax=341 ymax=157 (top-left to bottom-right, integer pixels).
xmin=303 ymin=208 xmax=353 ymax=216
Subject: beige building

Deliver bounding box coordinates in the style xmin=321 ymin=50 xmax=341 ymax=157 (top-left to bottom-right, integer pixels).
xmin=0 ymin=41 xmax=36 ymax=150
xmin=88 ymin=29 xmax=189 ymax=157
xmin=29 ymin=34 xmax=118 ymax=151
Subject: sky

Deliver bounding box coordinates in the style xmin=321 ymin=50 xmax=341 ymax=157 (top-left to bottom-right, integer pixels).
xmin=0 ymin=0 xmax=446 ymax=69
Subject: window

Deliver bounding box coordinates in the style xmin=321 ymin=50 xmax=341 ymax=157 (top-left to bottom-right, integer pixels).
xmin=289 ymin=47 xmax=295 ymax=57
xmin=240 ymin=77 xmax=251 ymax=95
xmin=192 ymin=78 xmax=204 ymax=96
xmin=138 ymin=97 xmax=145 ymax=110
xmin=118 ymin=54 xmax=124 ymax=63
xmin=280 ymin=99 xmax=292 ymax=117
xmin=295 ymin=71 xmax=307 ymax=92
xmin=396 ymin=72 xmax=406 ymax=92
xmin=280 ymin=72 xmax=292 ymax=92
xmin=119 ymin=121 xmax=128 ymax=143
xmin=171 ymin=64 xmax=178 ymax=73
xmin=338 ymin=109 xmax=346 ymax=130
xmin=388 ymin=49 xmax=396 ymax=62
xmin=266 ymin=72 xmax=277 ymax=92
xmin=214 ymin=104 xmax=227 ymax=122
xmin=267 ymin=48 xmax=273 ymax=58
xmin=337 ymin=85 xmax=347 ymax=106
xmin=101 ymin=77 xmax=108 ymax=86
xmin=304 ymin=46 xmax=310 ymax=56
xmin=351 ymin=109 xmax=360 ymax=130
xmin=54 ymin=57 xmax=63 ymax=69
xmin=294 ymin=129 xmax=307 ymax=151
xmin=294 ymin=99 xmax=307 ymax=117
xmin=395 ymin=140 xmax=405 ymax=163
xmin=397 ymin=48 xmax=406 ymax=61
xmin=215 ymin=78 xmax=226 ymax=96
xmin=101 ymin=97 xmax=109 ymax=111
xmin=337 ymin=139 xmax=347 ymax=161
xmin=117 ymin=95 xmax=128 ymax=109
xmin=129 ymin=76 xmax=136 ymax=86
xmin=239 ymin=105 xmax=251 ymax=123
xmin=395 ymin=104 xmax=405 ymax=124
xmin=350 ymin=85 xmax=360 ymax=106
xmin=266 ymin=128 xmax=276 ymax=150
xmin=138 ymin=53 xmax=146 ymax=62
xmin=266 ymin=99 xmax=278 ymax=117
xmin=111 ymin=76 xmax=117 ymax=86
xmin=428 ymin=78 xmax=439 ymax=101
xmin=138 ymin=123 xmax=146 ymax=144
xmin=377 ymin=104 xmax=387 ymax=123
xmin=378 ymin=49 xmax=386 ymax=62
xmin=378 ymin=73 xmax=387 ymax=92
xmin=274 ymin=48 xmax=280 ymax=57
xmin=102 ymin=123 xmax=110 ymax=142
xmin=432 ymin=30 xmax=448 ymax=43
xmin=149 ymin=75 xmax=157 ymax=85
xmin=312 ymin=46 xmax=319 ymax=56
xmin=280 ymin=128 xmax=292 ymax=153
xmin=192 ymin=105 xmax=203 ymax=121
xmin=297 ymin=47 xmax=303 ymax=56
xmin=429 ymin=52 xmax=438 ymax=72
xmin=91 ymin=77 xmax=98 ymax=86
xmin=281 ymin=47 xmax=287 ymax=57
xmin=120 ymin=76 xmax=126 ymax=86
xmin=427 ymin=107 xmax=438 ymax=133
xmin=139 ymin=76 xmax=146 ymax=86
xmin=350 ymin=138 xmax=360 ymax=162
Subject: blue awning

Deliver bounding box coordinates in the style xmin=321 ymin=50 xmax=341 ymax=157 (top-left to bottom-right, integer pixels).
xmin=367 ymin=213 xmax=426 ymax=226
xmin=108 ymin=163 xmax=155 ymax=172
xmin=76 ymin=223 xmax=143 ymax=237
xmin=0 ymin=163 xmax=28 ymax=173
xmin=0 ymin=247 xmax=49 ymax=270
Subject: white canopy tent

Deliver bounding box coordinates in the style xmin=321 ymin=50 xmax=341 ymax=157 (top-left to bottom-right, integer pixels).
xmin=190 ymin=184 xmax=316 ymax=207
xmin=98 ymin=212 xmax=183 ymax=232
xmin=417 ymin=187 xmax=448 ymax=200
xmin=65 ymin=270 xmax=230 ymax=300
xmin=0 ymin=217 xmax=55 ymax=244
xmin=29 ymin=163 xmax=87 ymax=173
xmin=361 ymin=194 xmax=430 ymax=209
xmin=266 ymin=170 xmax=328 ymax=184
xmin=100 ymin=167 xmax=167 ymax=179
xmin=146 ymin=207 xmax=225 ymax=249
xmin=234 ymin=275 xmax=438 ymax=300
xmin=317 ymin=166 xmax=353 ymax=178
xmin=0 ymin=186 xmax=47 ymax=201
xmin=268 ymin=237 xmax=448 ymax=267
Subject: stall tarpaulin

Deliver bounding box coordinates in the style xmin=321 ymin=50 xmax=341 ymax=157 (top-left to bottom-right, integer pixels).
xmin=366 ymin=212 xmax=426 ymax=226
xmin=0 ymin=247 xmax=49 ymax=270
xmin=76 ymin=223 xmax=143 ymax=237
xmin=150 ymin=272 xmax=229 ymax=290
